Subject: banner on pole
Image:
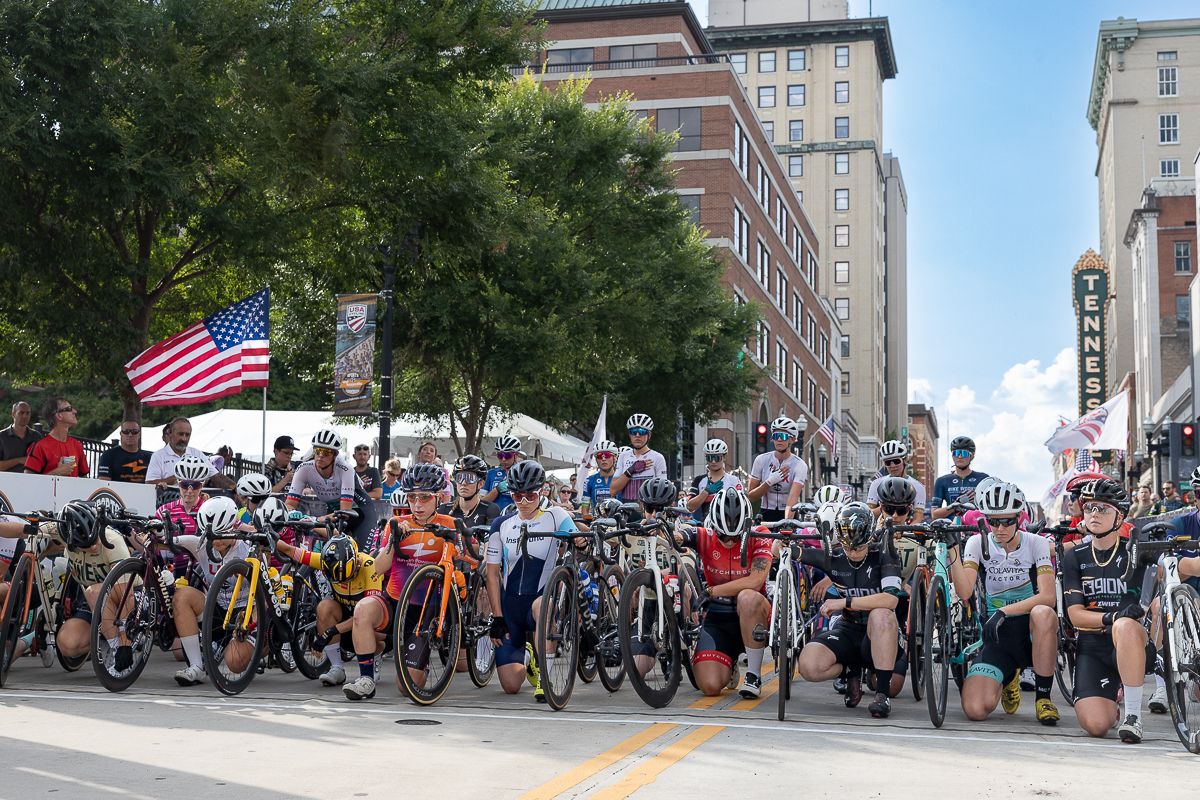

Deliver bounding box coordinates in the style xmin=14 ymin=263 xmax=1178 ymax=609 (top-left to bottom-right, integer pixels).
xmin=334 ymin=293 xmax=378 ymax=417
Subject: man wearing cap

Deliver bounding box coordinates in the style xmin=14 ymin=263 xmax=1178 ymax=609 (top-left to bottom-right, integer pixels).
xmin=353 ymin=443 xmax=383 ymax=500
xmin=266 ymin=435 xmax=298 ymax=494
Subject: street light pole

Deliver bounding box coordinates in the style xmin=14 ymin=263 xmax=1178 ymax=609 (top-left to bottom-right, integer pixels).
xmin=377 ymin=241 xmax=396 ymax=471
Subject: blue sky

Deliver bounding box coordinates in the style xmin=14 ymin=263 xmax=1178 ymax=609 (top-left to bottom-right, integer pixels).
xmin=688 ymin=0 xmax=1200 ymax=496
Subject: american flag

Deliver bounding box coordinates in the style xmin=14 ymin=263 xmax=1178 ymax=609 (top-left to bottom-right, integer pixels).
xmin=816 ymin=415 xmax=837 ymax=451
xmin=1074 ymin=448 xmax=1096 ymax=472
xmin=125 ymin=289 xmax=270 ymax=406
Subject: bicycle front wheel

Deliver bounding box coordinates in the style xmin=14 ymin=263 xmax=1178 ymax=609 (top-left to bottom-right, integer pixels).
xmin=288 ymin=567 xmax=330 ymax=680
xmin=0 ymin=556 xmax=32 ymax=687
xmin=776 ymin=573 xmax=793 ymax=722
xmin=465 ymin=569 xmax=496 ymax=688
xmin=538 ymin=565 xmax=580 ymax=710
xmin=596 ymin=565 xmax=626 ymax=693
xmin=618 ymin=568 xmax=681 ymax=709
xmin=923 ymin=575 xmax=950 ymax=728
xmin=1164 ymin=584 xmax=1200 ymax=753
xmin=1054 ymin=622 xmax=1077 ymax=707
xmin=394 ymin=563 xmax=462 ymax=706
xmin=90 ymin=558 xmax=158 ymax=693
xmin=908 ymin=572 xmax=925 ymax=701
xmin=202 ymin=559 xmax=270 ymax=696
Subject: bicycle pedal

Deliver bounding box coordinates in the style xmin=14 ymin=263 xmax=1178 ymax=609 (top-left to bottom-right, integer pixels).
xmin=751 ymin=624 xmax=768 ymax=643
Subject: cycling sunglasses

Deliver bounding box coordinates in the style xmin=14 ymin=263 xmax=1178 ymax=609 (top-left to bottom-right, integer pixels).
xmin=628 ymin=427 xmax=650 ymax=436
xmin=595 ymin=451 xmax=616 ymax=460
xmin=313 ymin=446 xmax=337 ymax=457
xmin=770 ymin=432 xmax=792 ymax=441
xmin=497 ymin=451 xmax=518 ymax=459
xmin=882 ymin=504 xmax=911 ymax=515
xmin=512 ymin=490 xmax=540 ymax=503
xmin=989 ymin=515 xmax=1019 ymax=528
xmin=1082 ymin=502 xmax=1115 ymax=515
xmin=951 ymin=449 xmax=972 ymax=459
xmin=179 ymin=480 xmax=203 ymax=490
xmin=406 ymin=492 xmax=437 ymax=503
xmin=705 ymin=453 xmax=724 ymax=462
xmin=454 ymin=472 xmax=481 ymax=484
xmin=883 ymin=458 xmax=903 ymax=467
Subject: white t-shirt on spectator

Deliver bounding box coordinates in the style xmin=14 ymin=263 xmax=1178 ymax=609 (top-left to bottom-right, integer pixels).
xmin=145 ymin=445 xmax=217 ymax=482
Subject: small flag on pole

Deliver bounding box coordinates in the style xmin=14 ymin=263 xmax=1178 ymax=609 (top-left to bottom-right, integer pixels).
xmin=1074 ymin=448 xmax=1096 ymax=473
xmin=816 ymin=415 xmax=837 ymax=452
xmin=125 ymin=289 xmax=270 ymax=406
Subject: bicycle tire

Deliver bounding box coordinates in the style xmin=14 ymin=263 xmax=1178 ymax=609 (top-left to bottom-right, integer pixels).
xmin=288 ymin=568 xmax=330 ymax=680
xmin=596 ymin=564 xmax=625 ymax=693
xmin=618 ymin=567 xmax=681 ymax=709
xmin=923 ymin=575 xmax=950 ymax=728
xmin=1163 ymin=584 xmax=1200 ymax=753
xmin=394 ymin=563 xmax=462 ymax=706
xmin=677 ymin=562 xmax=702 ymax=692
xmin=538 ymin=565 xmax=580 ymax=711
xmin=90 ymin=557 xmax=158 ymax=693
xmin=908 ymin=573 xmax=925 ymax=701
xmin=1054 ymin=622 xmax=1077 ymax=707
xmin=465 ymin=569 xmax=496 ymax=688
xmin=777 ymin=573 xmax=793 ymax=722
xmin=202 ymin=559 xmax=270 ymax=696
xmin=0 ymin=556 xmax=32 ymax=687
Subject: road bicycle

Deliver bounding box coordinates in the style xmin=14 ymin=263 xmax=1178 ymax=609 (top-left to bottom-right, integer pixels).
xmin=1027 ymin=521 xmax=1084 ymax=706
xmin=456 ymin=524 xmax=500 ymax=689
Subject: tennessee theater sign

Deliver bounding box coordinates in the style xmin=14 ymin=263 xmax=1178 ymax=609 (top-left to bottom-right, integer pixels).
xmin=1073 ymin=249 xmax=1109 ymax=415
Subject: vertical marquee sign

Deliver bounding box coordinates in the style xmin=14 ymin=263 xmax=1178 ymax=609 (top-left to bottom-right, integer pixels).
xmin=334 ymin=293 xmax=378 ymax=416
xmin=1072 ymin=249 xmax=1110 ymax=416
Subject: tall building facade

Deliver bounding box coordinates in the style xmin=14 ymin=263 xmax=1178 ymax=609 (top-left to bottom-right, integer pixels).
xmin=528 ymin=0 xmax=838 ymax=479
xmin=705 ymin=0 xmax=905 ymax=474
xmin=906 ymin=402 xmax=939 ymax=496
xmin=1089 ymin=17 xmax=1200 ymax=397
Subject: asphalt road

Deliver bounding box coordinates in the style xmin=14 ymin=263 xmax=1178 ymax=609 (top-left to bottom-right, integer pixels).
xmin=1 ymin=652 xmax=1196 ymax=800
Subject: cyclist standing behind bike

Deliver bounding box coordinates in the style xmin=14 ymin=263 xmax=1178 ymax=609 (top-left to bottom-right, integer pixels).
xmin=285 ymin=428 xmax=371 ymax=541
xmin=609 ymin=414 xmax=667 ymax=503
xmin=581 ymin=440 xmax=619 ymax=513
xmin=686 ymin=438 xmax=744 ymax=523
xmin=747 ymin=417 xmax=808 ymax=522
xmin=440 ymin=455 xmax=500 ymax=530
xmin=930 ymin=436 xmax=990 ymax=520
xmin=867 ymin=441 xmax=925 ymax=523
xmin=482 ymin=435 xmax=522 ymax=513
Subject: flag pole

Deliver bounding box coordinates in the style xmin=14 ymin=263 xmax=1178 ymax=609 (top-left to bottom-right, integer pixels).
xmin=261 ymin=386 xmax=267 ymax=468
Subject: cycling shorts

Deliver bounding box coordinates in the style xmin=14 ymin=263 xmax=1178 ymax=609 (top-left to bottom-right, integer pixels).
xmin=811 ymin=619 xmax=908 ymax=676
xmin=1073 ymin=634 xmax=1156 ymax=702
xmin=966 ymin=614 xmax=1032 ymax=684
xmin=693 ymin=600 xmax=744 ymax=669
xmin=495 ymin=590 xmax=539 ymax=668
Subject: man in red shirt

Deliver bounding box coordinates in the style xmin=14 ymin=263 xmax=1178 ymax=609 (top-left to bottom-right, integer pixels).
xmin=24 ymin=397 xmax=89 ymax=477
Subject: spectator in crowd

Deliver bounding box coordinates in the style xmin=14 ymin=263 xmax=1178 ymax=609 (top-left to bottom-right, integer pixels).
xmin=353 ymin=443 xmax=383 ymax=500
xmin=1128 ymin=485 xmax=1155 ymax=518
xmin=381 ymin=457 xmax=404 ymax=500
xmin=417 ymin=440 xmax=452 ymax=503
xmin=0 ymin=401 xmax=42 ymax=473
xmin=215 ymin=444 xmax=234 ymax=471
xmin=265 ymin=435 xmax=297 ymax=493
xmin=555 ymin=481 xmax=576 ymax=511
xmin=24 ymin=397 xmax=89 ymax=477
xmin=98 ymin=420 xmax=152 ymax=483
xmin=1153 ymin=481 xmax=1185 ymax=515
xmin=145 ymin=417 xmax=215 ymax=486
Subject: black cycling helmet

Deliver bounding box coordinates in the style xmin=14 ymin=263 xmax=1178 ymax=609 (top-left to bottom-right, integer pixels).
xmin=639 ymin=476 xmax=678 ymax=511
xmin=507 ymin=459 xmax=545 ymax=493
xmin=401 ymin=463 xmax=448 ymax=493
xmin=835 ymin=502 xmax=875 ymax=550
xmin=949 ymin=436 xmax=976 ymax=454
xmin=1079 ymin=478 xmax=1130 ymax=516
xmin=595 ymin=497 xmax=623 ymax=519
xmin=58 ymin=500 xmax=99 ymax=549
xmin=454 ymin=455 xmax=488 ymax=479
xmin=876 ymin=476 xmax=917 ymax=507
xmin=322 ymin=535 xmax=359 ymax=582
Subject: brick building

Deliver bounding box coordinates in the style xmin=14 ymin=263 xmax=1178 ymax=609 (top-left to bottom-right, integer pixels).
xmin=906 ymin=403 xmax=939 ymax=497
xmin=530 ymin=0 xmax=839 ymax=480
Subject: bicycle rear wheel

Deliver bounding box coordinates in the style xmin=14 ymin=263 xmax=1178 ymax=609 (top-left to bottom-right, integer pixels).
xmin=394 ymin=563 xmax=462 ymax=705
xmin=618 ymin=568 xmax=681 ymax=708
xmin=923 ymin=575 xmax=950 ymax=728
xmin=1054 ymin=622 xmax=1077 ymax=707
xmin=90 ymin=558 xmax=158 ymax=693
xmin=0 ymin=556 xmax=31 ymax=687
xmin=465 ymin=569 xmax=496 ymax=688
xmin=202 ymin=559 xmax=270 ymax=696
xmin=776 ymin=574 xmax=793 ymax=722
xmin=908 ymin=573 xmax=925 ymax=701
xmin=288 ymin=568 xmax=330 ymax=680
xmin=1163 ymin=584 xmax=1200 ymax=753
xmin=538 ymin=565 xmax=580 ymax=711
xmin=596 ymin=565 xmax=626 ymax=693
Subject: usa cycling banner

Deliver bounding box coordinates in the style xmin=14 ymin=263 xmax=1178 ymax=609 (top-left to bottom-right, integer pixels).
xmin=334 ymin=293 xmax=378 ymax=417
xmin=0 ymin=473 xmax=157 ymax=516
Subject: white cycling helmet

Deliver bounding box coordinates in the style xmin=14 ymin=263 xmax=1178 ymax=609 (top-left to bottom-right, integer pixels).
xmin=236 ymin=473 xmax=272 ymax=500
xmin=617 ymin=446 xmax=633 ymax=456
xmin=626 ymin=413 xmax=654 ymax=432
xmin=770 ymin=416 xmax=800 ymax=437
xmin=196 ymin=496 xmax=240 ymax=535
xmin=879 ymin=440 xmax=908 ymax=460
xmin=311 ymin=427 xmax=342 ymax=450
xmin=1191 ymin=465 xmax=1200 ymax=486
xmin=813 ymin=484 xmax=847 ymax=505
xmin=816 ymin=501 xmax=842 ymax=530
xmin=593 ymin=440 xmax=618 ymax=456
xmin=495 ymin=434 xmax=522 ymax=453
xmin=976 ymin=481 xmax=1025 ymax=517
xmin=705 ymin=487 xmax=753 ymax=539
xmin=174 ymin=455 xmax=211 ymax=482
xmin=703 ymin=438 xmax=729 ymax=456
xmin=254 ymin=497 xmax=287 ymax=528
xmin=389 ymin=488 xmax=408 ymax=510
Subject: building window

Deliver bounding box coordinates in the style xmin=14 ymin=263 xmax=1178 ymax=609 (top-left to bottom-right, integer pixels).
xmin=733 ymin=206 xmax=748 ymax=260
xmin=757 ymin=241 xmax=770 ymax=286
xmin=791 ymin=225 xmax=801 ymax=260
xmin=835 ymin=261 xmax=849 ymax=284
xmin=1160 ymin=113 xmax=1179 ymax=144
xmin=1162 ymin=159 xmax=1181 ymax=178
xmin=835 ymin=45 xmax=850 ymax=68
xmin=1177 ymin=242 xmax=1193 ymax=274
xmin=758 ymin=86 xmax=776 ymax=108
xmin=789 ymin=119 xmax=804 ymax=142
xmin=545 ymin=48 xmax=594 ymax=70
xmin=835 ymin=298 xmax=849 ymax=320
xmin=835 ymin=116 xmax=850 ymax=139
xmin=807 ymin=379 xmax=816 ymax=412
xmin=1159 ymin=51 xmax=1178 ymax=61
xmin=820 ymin=333 xmax=828 ymax=367
xmin=655 ymin=107 xmax=701 ymax=151
xmin=1159 ymin=66 xmax=1178 ymax=97
xmin=834 ymin=188 xmax=850 ymax=211
xmin=792 ymin=292 xmax=802 ymax=329
xmin=788 ymin=84 xmax=806 ymax=107
xmin=835 ymin=224 xmax=849 ymax=247
xmin=806 ymin=314 xmax=815 ymax=345
xmin=789 ymin=154 xmax=803 ymax=177
xmin=734 ymin=122 xmax=748 ymax=177
xmin=776 ymin=269 xmax=788 ymax=309
xmin=776 ymin=342 xmax=787 ymax=383
xmin=834 ymin=152 xmax=850 ymax=175
xmin=840 ymin=334 xmax=850 ymax=358
xmin=679 ymin=194 xmax=700 ymax=227
xmin=788 ymin=49 xmax=806 ymax=71
xmin=757 ymin=163 xmax=769 ymax=206
xmin=762 ymin=120 xmax=774 ymax=142
xmin=1177 ymin=295 xmax=1191 ymax=327
xmin=757 ymin=321 xmax=770 ymax=364
xmin=609 ymin=43 xmax=657 ymax=65
xmin=808 ymin=252 xmax=818 ymax=285
xmin=834 ymin=81 xmax=849 ymax=104
xmin=759 ymin=51 xmax=776 ymax=73
xmin=840 ymin=371 xmax=850 ymax=395
xmin=730 ymin=53 xmax=747 ymax=74
xmin=793 ymin=360 xmax=803 ymax=397
xmin=820 ymin=392 xmax=829 ymax=421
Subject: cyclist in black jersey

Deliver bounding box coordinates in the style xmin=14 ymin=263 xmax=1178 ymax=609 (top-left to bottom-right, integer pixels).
xmin=797 ymin=502 xmax=905 ymax=718
xmin=440 ymin=455 xmax=500 ymax=529
xmin=1061 ymin=478 xmax=1153 ymax=743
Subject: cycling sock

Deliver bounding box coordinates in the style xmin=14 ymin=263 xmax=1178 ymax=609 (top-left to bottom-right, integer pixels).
xmin=1123 ymin=684 xmax=1143 ymax=719
xmin=873 ymin=667 xmax=893 ymax=695
xmin=358 ymin=655 xmax=375 ymax=680
xmin=180 ymin=635 xmax=202 ymax=668
xmin=1034 ymin=672 xmax=1054 ymax=701
xmin=324 ymin=644 xmax=343 ymax=668
xmin=745 ymin=647 xmax=765 ymax=678
xmin=1155 ymin=673 xmax=1166 ymax=692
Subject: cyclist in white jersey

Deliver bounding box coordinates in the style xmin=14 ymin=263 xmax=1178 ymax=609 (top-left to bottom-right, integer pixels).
xmin=747 ymin=416 xmax=808 ymax=522
xmin=285 ymin=428 xmax=365 ymax=521
xmin=867 ymin=440 xmax=925 ymax=522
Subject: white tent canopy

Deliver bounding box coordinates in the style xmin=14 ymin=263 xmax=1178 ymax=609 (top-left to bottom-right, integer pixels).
xmin=109 ymin=408 xmax=588 ymax=468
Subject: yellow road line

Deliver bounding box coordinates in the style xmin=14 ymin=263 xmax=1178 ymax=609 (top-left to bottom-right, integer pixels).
xmin=590 ymin=725 xmax=725 ymax=800
xmin=518 ymin=723 xmax=677 ymax=800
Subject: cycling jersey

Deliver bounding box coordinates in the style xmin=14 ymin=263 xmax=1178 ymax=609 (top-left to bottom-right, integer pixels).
xmin=613 ymin=448 xmax=667 ymax=502
xmin=0 ymin=514 xmax=23 ymax=564
xmin=799 ymin=544 xmax=902 ymax=627
xmin=1061 ymin=538 xmax=1146 ymax=635
xmin=438 ymin=499 xmax=499 ymax=530
xmin=157 ymin=499 xmax=202 ymax=537
xmin=483 ymin=467 xmax=513 ymax=511
xmin=288 ymin=456 xmax=367 ymax=508
xmin=297 ymin=549 xmax=384 ymax=608
xmin=43 ymin=521 xmax=131 ymax=587
xmin=584 ymin=471 xmax=614 ymax=508
xmin=931 ymin=470 xmax=990 ymax=509
xmin=688 ymin=473 xmax=745 ymax=522
xmin=384 ymin=513 xmax=458 ymax=601
xmin=486 ymin=506 xmax=576 ymax=596
xmin=684 ymin=526 xmax=772 ymax=592
xmin=172 ymin=534 xmax=252 ymax=606
xmin=749 ymin=452 xmax=809 ymax=511
xmin=962 ymin=531 xmax=1052 ymax=614
xmin=866 ymin=474 xmax=927 ymax=510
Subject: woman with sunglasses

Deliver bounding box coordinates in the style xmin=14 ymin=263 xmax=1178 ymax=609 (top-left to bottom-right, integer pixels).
xmin=156 ymin=456 xmax=211 ymax=584
xmin=380 ymin=458 xmax=405 ymax=501
xmin=609 ymin=414 xmax=667 ymax=503
xmin=947 ymin=480 xmax=1059 ymax=726
xmin=686 ymin=438 xmax=743 ymax=523
xmin=483 ymin=435 xmax=524 ymax=512
xmin=581 ymin=440 xmax=619 ymax=514
xmin=866 ymin=440 xmax=925 ymax=523
xmin=441 ymin=455 xmax=500 ymax=529
xmin=747 ymin=416 xmax=809 ymax=522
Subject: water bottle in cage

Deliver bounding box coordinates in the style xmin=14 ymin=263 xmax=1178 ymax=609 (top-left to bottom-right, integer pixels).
xmin=577 ymin=565 xmax=599 ymax=619
xmin=667 ymin=574 xmax=680 ymax=614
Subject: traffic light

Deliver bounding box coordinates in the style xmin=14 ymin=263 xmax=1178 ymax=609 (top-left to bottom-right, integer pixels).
xmin=754 ymin=422 xmax=770 ymax=453
xmin=1184 ymin=422 xmax=1197 ymax=458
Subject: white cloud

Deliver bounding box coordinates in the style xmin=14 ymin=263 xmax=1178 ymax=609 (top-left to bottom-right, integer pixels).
xmin=931 ymin=348 xmax=1076 ymax=499
xmin=908 ymin=377 xmax=933 ymax=405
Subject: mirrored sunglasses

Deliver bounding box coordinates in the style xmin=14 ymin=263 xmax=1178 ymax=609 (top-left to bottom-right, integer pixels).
xmin=406 ymin=492 xmax=437 ymax=503
xmin=1083 ymin=503 xmax=1115 ymax=515
xmin=497 ymin=451 xmax=518 ymax=459
xmin=770 ymin=432 xmax=792 ymax=441
xmin=314 ymin=447 xmax=337 ymax=457
xmin=705 ymin=454 xmax=724 ymax=462
xmin=951 ymin=449 xmax=972 ymax=459
xmin=883 ymin=458 xmax=903 ymax=467
xmin=454 ymin=472 xmax=481 ymax=484
xmin=512 ymin=490 xmax=540 ymax=502
xmin=179 ymin=480 xmax=202 ymax=490
xmin=595 ymin=451 xmax=616 ymax=460
xmin=628 ymin=428 xmax=650 ymax=436
xmin=989 ymin=516 xmax=1019 ymax=527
